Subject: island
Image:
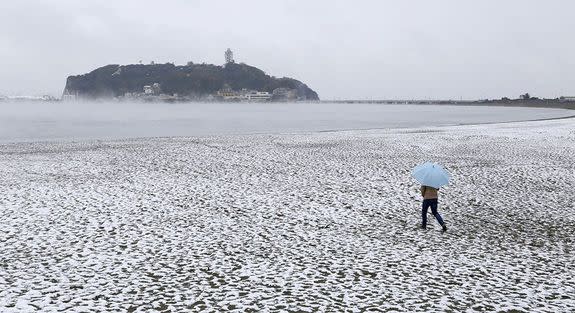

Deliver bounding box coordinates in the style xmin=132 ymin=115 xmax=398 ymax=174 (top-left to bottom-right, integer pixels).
xmin=63 ymin=52 xmax=319 ymax=102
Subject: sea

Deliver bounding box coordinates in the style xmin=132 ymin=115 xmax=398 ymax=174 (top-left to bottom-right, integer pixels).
xmin=0 ymin=101 xmax=572 ymax=142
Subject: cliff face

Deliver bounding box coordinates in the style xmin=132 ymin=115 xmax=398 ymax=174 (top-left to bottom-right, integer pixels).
xmin=63 ymin=62 xmax=319 ymax=100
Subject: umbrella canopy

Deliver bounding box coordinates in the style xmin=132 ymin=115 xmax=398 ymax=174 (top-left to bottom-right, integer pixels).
xmin=411 ymin=162 xmax=450 ymax=188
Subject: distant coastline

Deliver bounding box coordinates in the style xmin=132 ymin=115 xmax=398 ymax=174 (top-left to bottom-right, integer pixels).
xmin=324 ymin=98 xmax=575 ymax=110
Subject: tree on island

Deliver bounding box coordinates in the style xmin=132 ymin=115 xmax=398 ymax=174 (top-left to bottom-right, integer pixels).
xmin=520 ymin=93 xmax=531 ymax=100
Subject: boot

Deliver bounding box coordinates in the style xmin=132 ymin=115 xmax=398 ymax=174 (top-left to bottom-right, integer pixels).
xmin=441 ymin=223 xmax=447 ymax=232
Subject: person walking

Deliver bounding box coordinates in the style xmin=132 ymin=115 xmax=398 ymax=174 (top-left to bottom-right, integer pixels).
xmin=420 ymin=185 xmax=447 ymax=232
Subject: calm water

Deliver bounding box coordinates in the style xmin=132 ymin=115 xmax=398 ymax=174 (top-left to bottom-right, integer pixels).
xmin=0 ymin=101 xmax=572 ymax=142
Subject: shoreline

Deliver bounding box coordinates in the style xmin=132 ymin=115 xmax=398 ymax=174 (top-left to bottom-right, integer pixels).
xmin=310 ymin=112 xmax=575 ymax=135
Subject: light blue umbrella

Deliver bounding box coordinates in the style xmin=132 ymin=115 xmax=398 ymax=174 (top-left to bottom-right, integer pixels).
xmin=411 ymin=162 xmax=450 ymax=188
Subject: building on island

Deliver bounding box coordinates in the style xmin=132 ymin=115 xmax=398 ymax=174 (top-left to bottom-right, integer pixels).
xmin=143 ymin=83 xmax=161 ymax=95
xmin=217 ymin=85 xmax=241 ymax=100
xmin=244 ymin=91 xmax=272 ymax=101
xmin=143 ymin=85 xmax=154 ymax=95
xmin=216 ymin=86 xmax=272 ymax=102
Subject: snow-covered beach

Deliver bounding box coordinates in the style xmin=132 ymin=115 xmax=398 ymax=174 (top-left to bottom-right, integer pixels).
xmin=1 ymin=117 xmax=574 ymax=312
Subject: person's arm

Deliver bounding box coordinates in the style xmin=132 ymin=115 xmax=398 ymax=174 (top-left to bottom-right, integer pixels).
xmin=420 ymin=186 xmax=425 ymax=197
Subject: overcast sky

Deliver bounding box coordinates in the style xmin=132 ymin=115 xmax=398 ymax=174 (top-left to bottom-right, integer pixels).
xmin=1 ymin=0 xmax=574 ymax=100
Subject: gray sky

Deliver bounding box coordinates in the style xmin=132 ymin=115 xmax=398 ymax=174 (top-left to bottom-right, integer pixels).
xmin=1 ymin=0 xmax=574 ymax=100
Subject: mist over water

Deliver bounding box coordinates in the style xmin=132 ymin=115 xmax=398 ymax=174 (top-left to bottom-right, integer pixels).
xmin=0 ymin=101 xmax=572 ymax=142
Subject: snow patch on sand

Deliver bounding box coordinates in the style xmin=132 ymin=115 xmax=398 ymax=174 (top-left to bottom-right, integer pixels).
xmin=0 ymin=119 xmax=574 ymax=311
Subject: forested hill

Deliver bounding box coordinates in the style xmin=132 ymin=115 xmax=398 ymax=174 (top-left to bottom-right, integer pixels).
xmin=63 ymin=62 xmax=319 ymax=100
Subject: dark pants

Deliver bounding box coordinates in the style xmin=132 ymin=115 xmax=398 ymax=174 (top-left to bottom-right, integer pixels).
xmin=422 ymin=199 xmax=444 ymax=227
